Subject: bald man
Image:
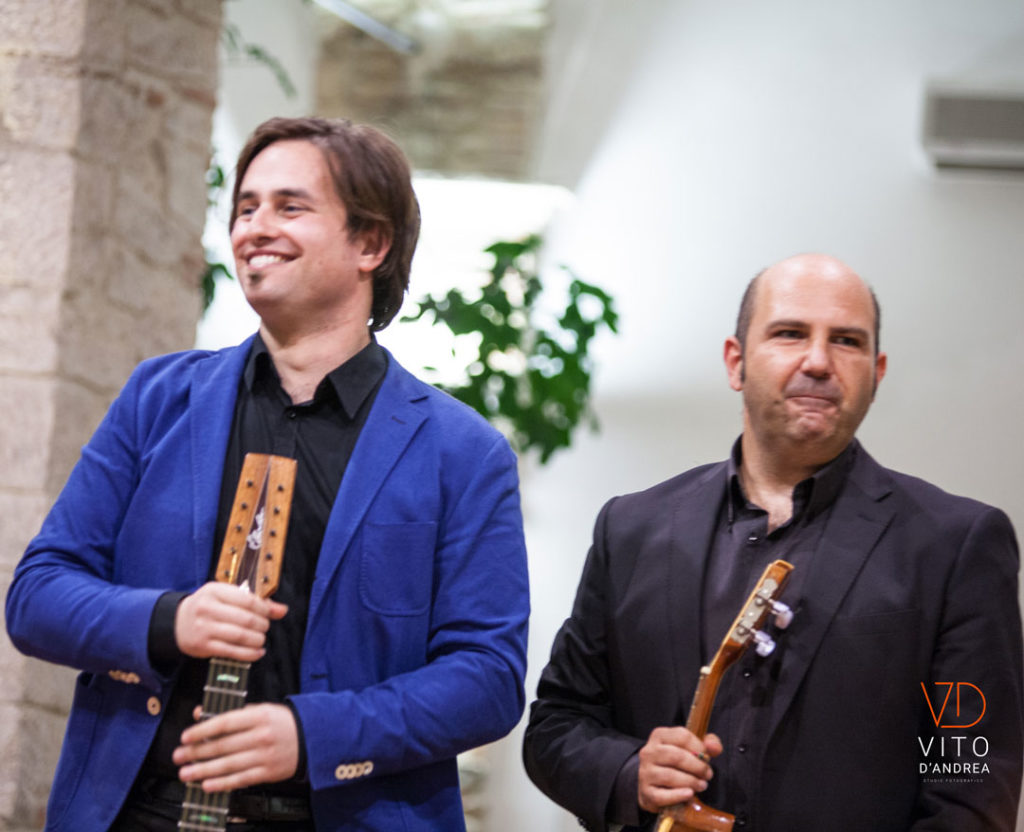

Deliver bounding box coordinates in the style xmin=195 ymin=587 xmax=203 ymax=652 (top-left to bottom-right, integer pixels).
xmin=523 ymin=254 xmax=1023 ymax=831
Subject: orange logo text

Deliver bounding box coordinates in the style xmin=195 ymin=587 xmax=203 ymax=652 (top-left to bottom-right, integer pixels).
xmin=921 ymin=681 xmax=986 ymax=729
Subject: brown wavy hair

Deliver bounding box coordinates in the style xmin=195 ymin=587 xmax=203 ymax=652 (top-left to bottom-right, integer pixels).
xmin=231 ymin=116 xmax=420 ymax=331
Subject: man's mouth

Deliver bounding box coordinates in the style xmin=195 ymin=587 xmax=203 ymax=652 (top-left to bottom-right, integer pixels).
xmin=247 ymin=253 xmax=289 ymax=269
xmin=787 ymin=393 xmax=838 ymax=408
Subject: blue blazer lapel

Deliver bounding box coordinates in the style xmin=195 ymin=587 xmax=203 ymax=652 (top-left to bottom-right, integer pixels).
xmin=766 ymin=448 xmax=895 ymax=739
xmin=308 ymin=355 xmax=428 ymax=624
xmin=188 ymin=337 xmax=254 ymax=584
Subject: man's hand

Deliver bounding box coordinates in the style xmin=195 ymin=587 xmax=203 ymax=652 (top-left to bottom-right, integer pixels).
xmin=637 ymin=726 xmax=723 ymax=813
xmin=174 ymin=703 xmax=299 ymax=791
xmin=174 ymin=583 xmax=287 ymax=662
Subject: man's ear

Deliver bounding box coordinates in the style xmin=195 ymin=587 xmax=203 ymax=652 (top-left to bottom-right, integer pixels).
xmin=357 ymin=226 xmax=391 ymax=273
xmin=871 ymin=351 xmax=887 ymax=398
xmin=724 ymin=336 xmax=744 ymax=391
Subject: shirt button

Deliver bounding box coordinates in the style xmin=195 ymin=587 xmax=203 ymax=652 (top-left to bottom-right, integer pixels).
xmin=287 ymin=409 xmax=297 ymax=420
xmin=747 ymin=533 xmax=759 ymax=543
xmin=742 ymin=669 xmax=753 ymax=678
xmin=146 ymin=696 xmax=161 ymax=716
xmin=737 ymin=743 xmax=748 ymax=753
xmin=736 ymin=813 xmax=749 ymax=827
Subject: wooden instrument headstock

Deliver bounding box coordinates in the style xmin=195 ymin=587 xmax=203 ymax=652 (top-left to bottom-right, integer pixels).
xmin=712 ymin=559 xmax=793 ymax=671
xmin=213 ymin=453 xmax=296 ymax=600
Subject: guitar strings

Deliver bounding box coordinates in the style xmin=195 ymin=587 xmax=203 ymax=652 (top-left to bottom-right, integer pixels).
xmin=179 ymin=658 xmax=253 ymax=829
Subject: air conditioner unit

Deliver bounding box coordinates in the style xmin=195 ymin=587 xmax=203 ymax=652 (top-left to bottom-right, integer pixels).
xmin=922 ymin=83 xmax=1024 ymax=169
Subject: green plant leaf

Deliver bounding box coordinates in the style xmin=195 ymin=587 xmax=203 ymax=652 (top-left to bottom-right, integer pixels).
xmin=201 ymin=260 xmax=234 ymax=312
xmin=409 ymin=233 xmax=618 ymax=465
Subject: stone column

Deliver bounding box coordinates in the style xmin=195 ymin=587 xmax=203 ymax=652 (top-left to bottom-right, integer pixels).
xmin=0 ymin=1 xmax=223 ymax=828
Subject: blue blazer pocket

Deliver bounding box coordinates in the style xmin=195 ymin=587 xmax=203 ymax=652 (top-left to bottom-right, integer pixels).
xmin=359 ymin=522 xmax=438 ymax=616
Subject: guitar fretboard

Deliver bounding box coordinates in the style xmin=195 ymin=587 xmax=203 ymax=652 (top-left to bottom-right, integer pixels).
xmin=177 ymin=658 xmax=252 ymax=831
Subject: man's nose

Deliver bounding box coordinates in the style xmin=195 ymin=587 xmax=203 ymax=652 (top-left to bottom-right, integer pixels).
xmin=801 ymin=336 xmax=832 ymax=377
xmin=242 ymin=204 xmax=277 ymax=241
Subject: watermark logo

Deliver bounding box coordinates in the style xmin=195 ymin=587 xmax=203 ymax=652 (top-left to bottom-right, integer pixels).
xmin=920 ymin=681 xmax=986 ymax=729
xmin=918 ymin=682 xmax=989 ymax=782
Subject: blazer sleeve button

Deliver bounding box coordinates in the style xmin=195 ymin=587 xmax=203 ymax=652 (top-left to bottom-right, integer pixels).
xmin=108 ymin=670 xmax=141 ymax=684
xmin=146 ymin=696 xmax=161 ymax=716
xmin=334 ymin=761 xmax=374 ymax=780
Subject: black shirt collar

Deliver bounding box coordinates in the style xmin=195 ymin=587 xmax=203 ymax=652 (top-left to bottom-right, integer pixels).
xmin=726 ymin=436 xmax=858 ymax=525
xmin=242 ymin=333 xmax=388 ymax=420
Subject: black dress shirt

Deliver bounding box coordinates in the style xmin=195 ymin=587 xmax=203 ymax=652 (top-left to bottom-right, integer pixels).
xmin=140 ymin=335 xmax=387 ymax=788
xmin=608 ymin=439 xmax=856 ymax=828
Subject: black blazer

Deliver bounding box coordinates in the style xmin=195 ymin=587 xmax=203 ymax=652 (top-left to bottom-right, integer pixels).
xmin=524 ymin=444 xmax=1023 ymax=831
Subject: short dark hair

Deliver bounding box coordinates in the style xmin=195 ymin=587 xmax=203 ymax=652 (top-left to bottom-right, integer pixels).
xmin=734 ymin=267 xmax=882 ymax=355
xmin=734 ymin=268 xmax=768 ymax=353
xmin=231 ymin=116 xmax=420 ymax=331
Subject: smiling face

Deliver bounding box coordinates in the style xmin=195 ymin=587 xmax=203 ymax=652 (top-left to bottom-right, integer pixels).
xmin=230 ymin=139 xmax=385 ymax=336
xmin=724 ymin=254 xmax=887 ymax=469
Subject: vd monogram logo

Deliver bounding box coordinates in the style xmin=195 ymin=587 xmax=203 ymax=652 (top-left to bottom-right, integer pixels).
xmin=920 ymin=681 xmax=987 ymax=729
xmin=918 ymin=682 xmax=990 ymax=780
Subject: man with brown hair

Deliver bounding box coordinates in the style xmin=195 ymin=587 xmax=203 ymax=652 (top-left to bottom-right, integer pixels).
xmin=524 ymin=253 xmax=1023 ymax=831
xmin=7 ymin=117 xmax=530 ymax=831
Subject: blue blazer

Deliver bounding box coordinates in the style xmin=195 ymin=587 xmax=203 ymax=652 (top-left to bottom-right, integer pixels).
xmin=6 ymin=337 xmax=530 ymax=831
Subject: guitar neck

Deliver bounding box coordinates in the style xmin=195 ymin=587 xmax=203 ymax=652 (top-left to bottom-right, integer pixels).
xmin=685 ymin=660 xmax=725 ymax=739
xmin=201 ymin=658 xmax=252 ymax=717
xmin=655 ymin=560 xmax=793 ymax=832
xmin=177 ymin=659 xmax=253 ymax=830
xmin=178 ymin=454 xmax=296 ymax=832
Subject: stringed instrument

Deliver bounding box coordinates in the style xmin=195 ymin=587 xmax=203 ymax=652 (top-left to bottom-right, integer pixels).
xmin=178 ymin=453 xmax=297 ymax=832
xmin=655 ymin=559 xmax=794 ymax=832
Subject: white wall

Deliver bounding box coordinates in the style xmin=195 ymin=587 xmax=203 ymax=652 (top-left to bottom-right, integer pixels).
xmin=504 ymin=2 xmax=1024 ymax=830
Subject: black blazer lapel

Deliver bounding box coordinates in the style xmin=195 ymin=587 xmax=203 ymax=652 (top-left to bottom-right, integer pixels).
xmin=766 ymin=449 xmax=896 ymax=740
xmin=668 ymin=463 xmax=729 ymax=716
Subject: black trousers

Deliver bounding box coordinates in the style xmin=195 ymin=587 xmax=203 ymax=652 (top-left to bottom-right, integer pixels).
xmin=110 ymin=802 xmax=314 ymax=831
xmin=110 ymin=778 xmax=314 ymax=832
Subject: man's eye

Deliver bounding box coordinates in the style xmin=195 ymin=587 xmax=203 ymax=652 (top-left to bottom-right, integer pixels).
xmin=833 ymin=336 xmax=862 ymax=347
xmin=774 ymin=329 xmax=803 ymax=339
xmin=282 ymin=203 xmax=305 ymax=214
xmin=237 ymin=205 xmax=255 ymax=217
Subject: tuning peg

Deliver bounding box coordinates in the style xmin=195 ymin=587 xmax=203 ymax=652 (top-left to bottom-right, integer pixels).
xmin=753 ymin=629 xmax=776 ymax=657
xmin=771 ymin=600 xmax=793 ymax=630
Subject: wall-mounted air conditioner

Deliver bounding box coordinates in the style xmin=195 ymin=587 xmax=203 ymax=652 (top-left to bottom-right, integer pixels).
xmin=922 ymin=83 xmax=1024 ymax=170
